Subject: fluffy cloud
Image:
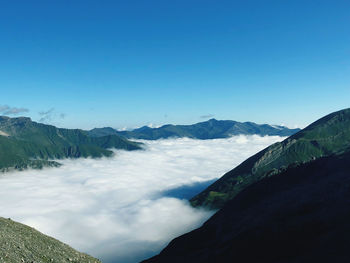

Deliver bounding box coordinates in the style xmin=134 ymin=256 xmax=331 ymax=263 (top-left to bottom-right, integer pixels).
xmin=0 ymin=135 xmax=284 ymax=262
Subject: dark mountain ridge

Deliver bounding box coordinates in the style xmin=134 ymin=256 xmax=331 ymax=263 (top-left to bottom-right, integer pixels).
xmin=143 ymin=151 xmax=350 ymax=263
xmin=89 ymin=118 xmax=300 ymax=140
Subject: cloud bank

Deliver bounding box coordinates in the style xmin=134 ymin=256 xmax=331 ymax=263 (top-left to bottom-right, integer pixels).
xmin=0 ymin=135 xmax=283 ymax=262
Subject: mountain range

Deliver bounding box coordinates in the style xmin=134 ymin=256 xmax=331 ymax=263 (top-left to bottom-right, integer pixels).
xmin=2 ymin=109 xmax=349 ymax=262
xmin=143 ymin=108 xmax=350 ymax=262
xmin=0 ymin=116 xmax=299 ymax=172
xmin=0 ymin=116 xmax=141 ymax=171
xmin=0 ymin=109 xmax=350 ymax=263
xmin=88 ymin=119 xmax=300 ymax=140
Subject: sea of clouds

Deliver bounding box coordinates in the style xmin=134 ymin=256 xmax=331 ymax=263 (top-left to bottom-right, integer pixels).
xmin=0 ymin=135 xmax=283 ymax=262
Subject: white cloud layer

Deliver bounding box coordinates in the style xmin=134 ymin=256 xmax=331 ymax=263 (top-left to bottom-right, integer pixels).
xmin=0 ymin=135 xmax=283 ymax=262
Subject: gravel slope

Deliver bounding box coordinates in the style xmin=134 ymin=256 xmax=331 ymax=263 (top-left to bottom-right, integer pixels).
xmin=0 ymin=217 xmax=101 ymax=263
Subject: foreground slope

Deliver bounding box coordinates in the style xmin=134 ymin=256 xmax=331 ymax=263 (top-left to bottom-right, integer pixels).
xmin=143 ymin=150 xmax=350 ymax=263
xmin=0 ymin=116 xmax=141 ymax=171
xmin=191 ymin=108 xmax=350 ymax=209
xmin=0 ymin=217 xmax=100 ymax=263
xmin=89 ymin=119 xmax=300 ymax=140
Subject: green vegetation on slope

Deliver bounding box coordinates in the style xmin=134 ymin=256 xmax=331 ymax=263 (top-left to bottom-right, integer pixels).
xmin=191 ymin=108 xmax=350 ymax=209
xmin=0 ymin=116 xmax=142 ymax=171
xmin=89 ymin=119 xmax=300 ymax=140
xmin=0 ymin=217 xmax=100 ymax=263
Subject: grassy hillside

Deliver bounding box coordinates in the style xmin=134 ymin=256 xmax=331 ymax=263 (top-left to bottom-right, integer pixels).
xmin=143 ymin=151 xmax=350 ymax=263
xmin=89 ymin=119 xmax=300 ymax=140
xmin=0 ymin=217 xmax=100 ymax=263
xmin=0 ymin=116 xmax=142 ymax=171
xmin=191 ymin=108 xmax=350 ymax=209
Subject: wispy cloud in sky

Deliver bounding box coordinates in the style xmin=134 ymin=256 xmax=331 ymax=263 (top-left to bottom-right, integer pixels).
xmin=200 ymin=114 xmax=214 ymax=119
xmin=38 ymin=108 xmax=55 ymax=122
xmin=0 ymin=136 xmax=284 ymax=262
xmin=0 ymin=105 xmax=29 ymax=115
xmin=38 ymin=108 xmax=66 ymax=123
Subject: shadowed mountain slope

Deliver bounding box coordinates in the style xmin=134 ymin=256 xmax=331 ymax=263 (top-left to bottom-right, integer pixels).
xmin=143 ymin=150 xmax=350 ymax=263
xmin=89 ymin=119 xmax=300 ymax=140
xmin=191 ymin=108 xmax=350 ymax=209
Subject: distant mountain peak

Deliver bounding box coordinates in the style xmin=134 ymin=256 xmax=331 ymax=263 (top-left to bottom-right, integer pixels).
xmin=135 ymin=125 xmax=153 ymax=131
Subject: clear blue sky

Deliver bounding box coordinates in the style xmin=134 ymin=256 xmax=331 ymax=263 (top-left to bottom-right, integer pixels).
xmin=1 ymin=0 xmax=349 ymax=129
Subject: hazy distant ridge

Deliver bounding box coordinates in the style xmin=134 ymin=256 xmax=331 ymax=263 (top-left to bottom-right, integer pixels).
xmin=89 ymin=119 xmax=300 ymax=140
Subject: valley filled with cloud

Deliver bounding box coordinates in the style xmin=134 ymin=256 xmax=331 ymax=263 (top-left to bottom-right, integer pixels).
xmin=0 ymin=135 xmax=283 ymax=262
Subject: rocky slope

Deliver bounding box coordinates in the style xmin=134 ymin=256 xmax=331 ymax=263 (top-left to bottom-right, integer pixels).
xmin=0 ymin=217 xmax=100 ymax=263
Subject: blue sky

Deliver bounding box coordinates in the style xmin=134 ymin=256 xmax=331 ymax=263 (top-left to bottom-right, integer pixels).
xmin=1 ymin=0 xmax=349 ymax=129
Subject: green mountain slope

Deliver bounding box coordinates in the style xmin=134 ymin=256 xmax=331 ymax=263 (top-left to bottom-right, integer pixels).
xmin=89 ymin=119 xmax=300 ymax=140
xmin=0 ymin=116 xmax=142 ymax=171
xmin=142 ymin=151 xmax=350 ymax=263
xmin=0 ymin=217 xmax=100 ymax=263
xmin=191 ymin=108 xmax=350 ymax=209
